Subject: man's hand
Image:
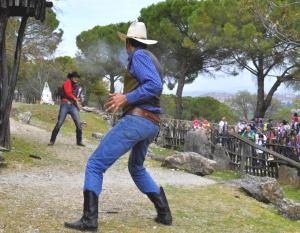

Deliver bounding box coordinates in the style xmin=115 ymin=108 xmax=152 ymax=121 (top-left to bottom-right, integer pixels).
xmin=104 ymin=93 xmax=127 ymax=114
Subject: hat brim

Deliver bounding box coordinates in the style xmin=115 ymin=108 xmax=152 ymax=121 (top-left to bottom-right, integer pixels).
xmin=117 ymin=32 xmax=158 ymax=45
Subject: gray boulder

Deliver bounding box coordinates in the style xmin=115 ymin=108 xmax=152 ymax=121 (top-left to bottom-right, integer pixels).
xmin=18 ymin=111 xmax=32 ymax=124
xmin=92 ymin=132 xmax=104 ymax=140
xmin=184 ymin=129 xmax=211 ymax=158
xmin=147 ymin=149 xmax=165 ymax=162
xmin=278 ymin=165 xmax=300 ymax=188
xmin=162 ymin=151 xmax=216 ymax=176
xmin=212 ymin=144 xmax=231 ymax=170
xmin=277 ymin=199 xmax=300 ymax=220
xmin=230 ymin=175 xmax=284 ymax=204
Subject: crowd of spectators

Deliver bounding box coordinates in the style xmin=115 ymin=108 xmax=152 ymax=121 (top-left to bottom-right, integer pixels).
xmin=234 ymin=113 xmax=300 ymax=162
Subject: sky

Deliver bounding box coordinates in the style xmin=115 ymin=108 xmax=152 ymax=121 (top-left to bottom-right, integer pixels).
xmin=54 ymin=0 xmax=291 ymax=96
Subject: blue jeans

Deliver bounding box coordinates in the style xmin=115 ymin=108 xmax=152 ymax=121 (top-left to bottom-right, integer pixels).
xmin=50 ymin=103 xmax=82 ymax=143
xmin=84 ymin=115 xmax=160 ymax=196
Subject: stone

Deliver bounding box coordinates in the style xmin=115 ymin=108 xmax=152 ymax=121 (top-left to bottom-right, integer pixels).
xmin=229 ymin=175 xmax=284 ymax=204
xmin=18 ymin=111 xmax=32 ymax=124
xmin=278 ymin=165 xmax=300 ymax=188
xmin=184 ymin=129 xmax=211 ymax=158
xmin=162 ymin=151 xmax=216 ymax=176
xmin=0 ymin=152 xmax=4 ymax=162
xmin=212 ymin=144 xmax=231 ymax=170
xmin=92 ymin=132 xmax=103 ymax=140
xmin=277 ymin=198 xmax=300 ymax=220
xmin=147 ymin=149 xmax=166 ymax=162
xmin=82 ymin=106 xmax=97 ymax=112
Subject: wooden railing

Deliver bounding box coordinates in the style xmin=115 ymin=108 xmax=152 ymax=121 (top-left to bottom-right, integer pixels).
xmin=157 ymin=118 xmax=193 ymax=149
xmin=210 ymin=128 xmax=300 ymax=178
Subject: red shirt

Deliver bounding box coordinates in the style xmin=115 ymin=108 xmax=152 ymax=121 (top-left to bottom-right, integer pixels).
xmin=63 ymin=79 xmax=77 ymax=101
xmin=193 ymin=119 xmax=200 ymax=127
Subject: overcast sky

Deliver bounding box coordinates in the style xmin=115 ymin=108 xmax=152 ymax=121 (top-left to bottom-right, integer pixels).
xmin=54 ymin=0 xmax=290 ymax=96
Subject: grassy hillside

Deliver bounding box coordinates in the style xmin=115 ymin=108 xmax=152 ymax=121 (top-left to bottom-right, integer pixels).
xmin=12 ymin=102 xmax=109 ymax=140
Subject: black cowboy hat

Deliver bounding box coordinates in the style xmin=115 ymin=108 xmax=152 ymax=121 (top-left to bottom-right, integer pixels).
xmin=67 ymin=71 xmax=80 ymax=79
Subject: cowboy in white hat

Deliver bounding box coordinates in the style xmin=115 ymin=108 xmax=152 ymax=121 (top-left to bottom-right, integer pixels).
xmin=64 ymin=22 xmax=172 ymax=232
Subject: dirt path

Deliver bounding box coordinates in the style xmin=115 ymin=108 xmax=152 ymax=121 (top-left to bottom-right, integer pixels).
xmin=0 ymin=120 xmax=215 ymax=232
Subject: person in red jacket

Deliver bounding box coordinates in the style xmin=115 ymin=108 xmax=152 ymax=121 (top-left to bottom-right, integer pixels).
xmin=48 ymin=72 xmax=85 ymax=146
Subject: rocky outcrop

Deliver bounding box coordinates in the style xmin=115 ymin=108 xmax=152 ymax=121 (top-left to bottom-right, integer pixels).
xmin=147 ymin=149 xmax=165 ymax=162
xmin=230 ymin=175 xmax=284 ymax=204
xmin=184 ymin=129 xmax=211 ymax=158
xmin=92 ymin=132 xmax=104 ymax=140
xmin=278 ymin=165 xmax=300 ymax=188
xmin=184 ymin=129 xmax=232 ymax=170
xmin=0 ymin=152 xmax=4 ymax=162
xmin=162 ymin=151 xmax=216 ymax=176
xmin=229 ymin=175 xmax=300 ymax=220
xmin=212 ymin=144 xmax=231 ymax=170
xmin=277 ymin=199 xmax=300 ymax=220
xmin=18 ymin=111 xmax=32 ymax=124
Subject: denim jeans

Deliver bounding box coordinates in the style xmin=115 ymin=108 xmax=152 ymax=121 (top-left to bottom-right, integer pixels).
xmin=50 ymin=103 xmax=82 ymax=143
xmin=84 ymin=115 xmax=160 ymax=196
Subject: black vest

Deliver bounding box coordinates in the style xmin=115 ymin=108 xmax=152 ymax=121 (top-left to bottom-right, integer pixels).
xmin=123 ymin=49 xmax=163 ymax=113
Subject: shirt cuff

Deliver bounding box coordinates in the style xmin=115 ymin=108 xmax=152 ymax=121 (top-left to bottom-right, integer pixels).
xmin=125 ymin=93 xmax=136 ymax=105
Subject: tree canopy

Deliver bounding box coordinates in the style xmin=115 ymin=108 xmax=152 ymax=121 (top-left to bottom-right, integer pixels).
xmin=76 ymin=23 xmax=129 ymax=93
xmin=139 ymin=0 xmax=221 ymax=119
xmin=189 ymin=0 xmax=300 ymax=118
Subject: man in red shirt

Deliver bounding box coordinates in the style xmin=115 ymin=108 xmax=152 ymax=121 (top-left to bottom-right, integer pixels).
xmin=48 ymin=72 xmax=85 ymax=146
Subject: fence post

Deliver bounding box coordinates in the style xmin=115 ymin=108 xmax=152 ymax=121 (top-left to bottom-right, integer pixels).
xmin=240 ymin=142 xmax=246 ymax=175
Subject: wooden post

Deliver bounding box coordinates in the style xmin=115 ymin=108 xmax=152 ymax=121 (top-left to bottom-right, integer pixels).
xmin=0 ymin=10 xmax=10 ymax=149
xmin=240 ymin=142 xmax=246 ymax=175
xmin=0 ymin=15 xmax=28 ymax=149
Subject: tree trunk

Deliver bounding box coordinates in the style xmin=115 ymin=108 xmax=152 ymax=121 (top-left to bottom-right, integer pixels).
xmin=0 ymin=16 xmax=28 ymax=149
xmin=254 ymin=57 xmax=265 ymax=118
xmin=175 ymin=76 xmax=185 ymax=119
xmin=109 ymin=76 xmax=115 ymax=93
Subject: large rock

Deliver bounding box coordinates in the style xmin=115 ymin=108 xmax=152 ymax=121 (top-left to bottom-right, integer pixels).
xmin=162 ymin=151 xmax=216 ymax=176
xmin=92 ymin=132 xmax=104 ymax=140
xmin=277 ymin=199 xmax=300 ymax=220
xmin=184 ymin=129 xmax=212 ymax=158
xmin=229 ymin=175 xmax=300 ymax=220
xmin=212 ymin=144 xmax=231 ymax=170
xmin=278 ymin=165 xmax=300 ymax=188
xmin=18 ymin=111 xmax=32 ymax=124
xmin=147 ymin=149 xmax=165 ymax=162
xmin=230 ymin=175 xmax=284 ymax=204
xmin=0 ymin=152 xmax=4 ymax=162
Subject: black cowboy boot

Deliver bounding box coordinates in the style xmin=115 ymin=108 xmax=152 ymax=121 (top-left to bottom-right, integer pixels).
xmin=76 ymin=129 xmax=85 ymax=147
xmin=49 ymin=126 xmax=59 ymax=146
xmin=146 ymin=187 xmax=172 ymax=225
xmin=64 ymin=190 xmax=98 ymax=232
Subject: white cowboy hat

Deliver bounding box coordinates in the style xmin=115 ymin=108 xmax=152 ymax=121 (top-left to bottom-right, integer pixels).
xmin=118 ymin=21 xmax=158 ymax=45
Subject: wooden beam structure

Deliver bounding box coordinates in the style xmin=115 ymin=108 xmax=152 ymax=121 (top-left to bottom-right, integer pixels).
xmin=0 ymin=0 xmax=53 ymax=21
xmin=0 ymin=0 xmax=53 ymax=149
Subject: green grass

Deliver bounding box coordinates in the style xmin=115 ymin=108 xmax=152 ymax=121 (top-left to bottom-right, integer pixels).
xmin=283 ymin=186 xmax=300 ymax=203
xmin=149 ymin=146 xmax=174 ymax=158
xmin=2 ymin=185 xmax=299 ymax=233
xmin=208 ymin=170 xmax=241 ymax=181
xmin=12 ymin=102 xmax=109 ymax=141
xmin=2 ymin=135 xmax=54 ymax=167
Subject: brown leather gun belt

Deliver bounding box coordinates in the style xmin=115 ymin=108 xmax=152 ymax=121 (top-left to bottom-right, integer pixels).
xmin=125 ymin=107 xmax=160 ymax=125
